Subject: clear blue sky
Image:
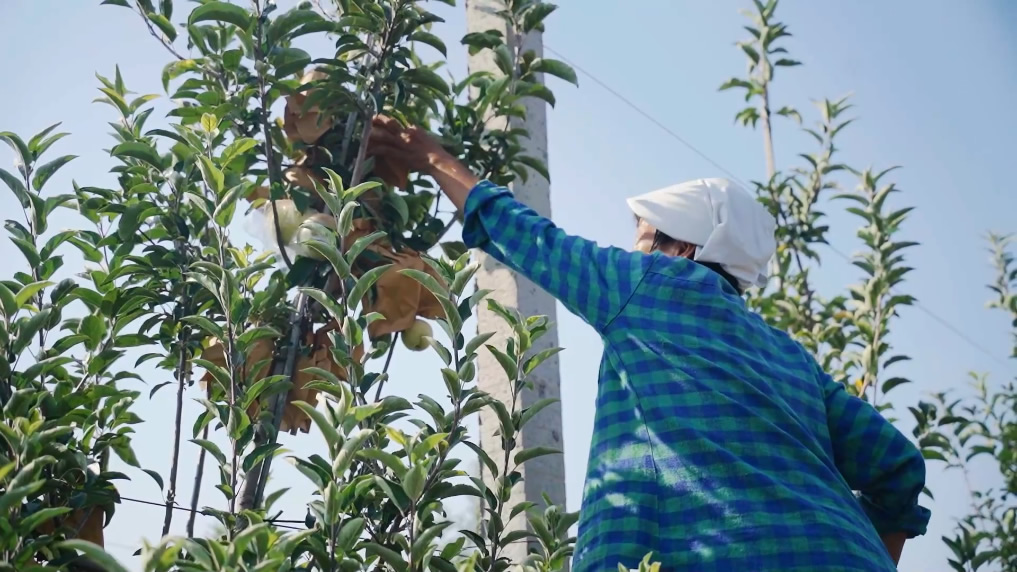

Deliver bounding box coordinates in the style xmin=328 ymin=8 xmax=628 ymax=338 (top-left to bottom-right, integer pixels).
xmin=2 ymin=1 xmax=1016 ymax=570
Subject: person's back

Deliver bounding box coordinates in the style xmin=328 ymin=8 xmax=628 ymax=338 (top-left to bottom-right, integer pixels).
xmin=574 ymin=252 xmax=917 ymax=570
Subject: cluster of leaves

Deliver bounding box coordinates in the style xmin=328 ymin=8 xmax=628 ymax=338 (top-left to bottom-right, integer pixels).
xmin=722 ymin=0 xmax=917 ymax=409
xmin=2 ymin=0 xmax=583 ymax=570
xmin=0 ymin=124 xmax=150 ymax=571
xmin=911 ymin=234 xmax=1017 ymax=572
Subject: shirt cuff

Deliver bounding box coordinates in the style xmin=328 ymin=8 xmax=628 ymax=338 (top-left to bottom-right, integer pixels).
xmin=860 ymin=497 xmax=932 ymax=538
xmin=461 ymin=179 xmax=511 ymax=249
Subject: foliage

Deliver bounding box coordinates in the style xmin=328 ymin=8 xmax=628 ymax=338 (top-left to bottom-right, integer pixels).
xmin=1 ymin=0 xmax=580 ymax=570
xmin=722 ymin=0 xmax=916 ymax=410
xmin=911 ymin=234 xmax=1017 ymax=572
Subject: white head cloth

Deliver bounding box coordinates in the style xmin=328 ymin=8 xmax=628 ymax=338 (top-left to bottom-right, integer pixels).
xmin=626 ymin=178 xmax=777 ymax=290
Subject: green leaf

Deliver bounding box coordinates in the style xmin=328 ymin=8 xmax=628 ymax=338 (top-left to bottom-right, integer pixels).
xmin=198 ymin=156 xmax=224 ymax=194
xmin=298 ymin=287 xmax=346 ymax=323
xmin=485 ymin=344 xmax=517 ymax=380
xmin=413 ymin=432 xmax=449 ymax=460
xmin=55 ymin=541 xmax=131 ymax=572
xmin=0 ymin=167 xmax=30 ymax=207
xmin=28 ymin=122 xmax=62 ymax=154
xmin=401 ymin=463 xmax=427 ymax=502
xmin=345 ymin=180 xmax=381 ymax=202
xmin=221 ymin=137 xmax=257 ymax=166
xmin=358 ymin=449 xmax=407 ymax=478
xmin=188 ymin=1 xmax=252 ymax=29
xmin=31 ymin=153 xmax=76 ymax=189
xmin=739 ymin=43 xmax=760 ymax=64
xmin=101 ymin=0 xmax=131 ymax=6
xmin=20 ymin=506 xmax=73 ymax=533
xmin=516 ymin=81 xmax=557 ymax=107
xmin=292 ymin=401 xmax=341 ymax=451
xmin=403 ymin=68 xmax=450 ymax=96
xmin=14 ymin=281 xmax=52 ymax=307
xmin=516 ymin=155 xmax=549 ymax=181
xmin=0 ymin=481 xmax=45 ymax=514
xmin=0 ymin=282 xmax=17 ymax=318
xmin=142 ymin=469 xmax=165 ymax=490
xmin=242 ymin=443 xmax=282 ymax=473
xmin=333 ymin=427 xmax=373 ymax=476
xmin=213 ymin=184 xmax=245 ymax=226
xmin=111 ymin=141 xmax=164 ymax=169
xmin=530 ymin=58 xmax=578 ymax=85
xmin=303 ymin=237 xmax=351 ymax=279
xmin=200 ymin=113 xmax=219 ymax=134
xmin=514 ymin=446 xmax=561 ymax=466
xmin=523 ymin=347 xmax=563 ymax=375
xmin=464 ymin=332 xmax=494 ymax=357
xmin=336 ymin=517 xmax=365 ymax=551
xmin=311 ymin=176 xmax=343 ymax=216
xmin=147 ymin=12 xmax=177 ymax=40
xmin=881 ymin=377 xmax=911 ymax=394
xmin=719 ymin=78 xmax=754 ymax=92
xmin=161 ymin=59 xmax=199 ymax=91
xmin=267 ymin=8 xmax=325 ymax=44
xmin=410 ymin=31 xmax=447 ymax=56
xmin=348 ymin=263 xmax=393 ymax=307
xmin=181 ymin=315 xmax=225 ymax=339
xmin=364 ymin=543 xmax=408 ymax=572
xmin=523 ymin=3 xmax=557 ymax=32
xmin=191 ymin=438 xmax=227 ymax=466
xmin=519 ymin=397 xmax=558 ymax=429
xmin=0 ymin=132 xmax=31 ymax=167
xmin=461 ymin=31 xmax=503 ymax=54
xmin=272 ymin=47 xmax=311 ymax=77
xmin=346 ymin=231 xmax=387 ymax=266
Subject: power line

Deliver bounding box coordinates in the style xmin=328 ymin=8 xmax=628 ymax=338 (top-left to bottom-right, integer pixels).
xmin=544 ymin=45 xmax=1012 ymax=370
xmin=111 ymin=494 xmax=306 ymax=531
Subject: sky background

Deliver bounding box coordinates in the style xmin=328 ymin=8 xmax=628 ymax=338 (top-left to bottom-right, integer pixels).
xmin=2 ymin=1 xmax=1017 ymax=571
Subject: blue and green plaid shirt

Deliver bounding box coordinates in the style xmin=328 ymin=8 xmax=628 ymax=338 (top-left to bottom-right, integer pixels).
xmin=462 ymin=181 xmax=931 ymax=571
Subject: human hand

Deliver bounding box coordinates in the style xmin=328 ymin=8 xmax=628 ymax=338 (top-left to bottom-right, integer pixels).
xmin=367 ymin=115 xmax=450 ymax=176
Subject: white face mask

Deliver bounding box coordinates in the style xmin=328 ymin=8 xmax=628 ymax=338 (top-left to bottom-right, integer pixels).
xmin=627 ymin=178 xmax=777 ymax=290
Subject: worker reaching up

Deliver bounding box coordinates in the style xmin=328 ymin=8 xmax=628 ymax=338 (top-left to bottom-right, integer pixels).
xmin=367 ymin=115 xmax=930 ymax=572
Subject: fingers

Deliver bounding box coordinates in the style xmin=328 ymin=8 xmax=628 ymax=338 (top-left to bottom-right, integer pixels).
xmin=372 ymin=114 xmax=403 ymax=135
xmin=368 ymin=127 xmax=401 ymax=144
xmin=366 ymin=143 xmax=402 ymax=159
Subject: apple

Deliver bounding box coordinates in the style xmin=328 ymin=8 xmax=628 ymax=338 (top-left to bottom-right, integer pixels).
xmin=263 ymin=199 xmax=304 ymax=246
xmin=402 ymin=319 xmax=433 ymax=352
xmin=292 ymin=212 xmax=337 ymax=260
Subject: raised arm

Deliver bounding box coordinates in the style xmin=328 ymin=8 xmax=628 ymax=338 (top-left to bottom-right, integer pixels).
xmin=367 ymin=115 xmax=651 ymax=332
xmin=820 ymin=369 xmax=931 ymax=564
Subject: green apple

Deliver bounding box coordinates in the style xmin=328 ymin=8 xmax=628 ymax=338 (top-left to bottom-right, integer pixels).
xmin=402 ymin=319 xmax=433 ymax=352
xmin=292 ymin=212 xmax=337 ymax=260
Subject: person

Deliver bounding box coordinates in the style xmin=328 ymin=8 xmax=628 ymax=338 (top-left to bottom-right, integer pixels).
xmin=367 ymin=115 xmax=931 ymax=571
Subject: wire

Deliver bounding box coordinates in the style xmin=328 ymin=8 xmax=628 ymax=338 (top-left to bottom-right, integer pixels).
xmin=544 ymin=45 xmax=1012 ymax=370
xmin=113 ymin=494 xmax=306 ymax=531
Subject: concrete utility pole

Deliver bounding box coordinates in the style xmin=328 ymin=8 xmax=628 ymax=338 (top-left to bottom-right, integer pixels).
xmin=465 ymin=0 xmax=568 ymax=563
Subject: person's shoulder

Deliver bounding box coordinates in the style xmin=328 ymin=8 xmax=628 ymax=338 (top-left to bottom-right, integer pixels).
xmin=641 ymin=253 xmax=712 ymax=285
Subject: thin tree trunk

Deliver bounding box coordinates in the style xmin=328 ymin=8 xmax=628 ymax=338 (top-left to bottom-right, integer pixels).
xmin=186 ymin=424 xmax=210 ymax=537
xmin=237 ymin=295 xmax=308 ymax=511
xmin=162 ymin=334 xmax=191 ymax=536
xmin=760 ymin=88 xmax=777 ymax=180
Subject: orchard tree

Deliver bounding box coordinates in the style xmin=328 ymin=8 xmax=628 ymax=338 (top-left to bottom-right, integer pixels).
xmin=0 ymin=0 xmax=579 ymax=570
xmin=912 ymin=234 xmax=1017 ymax=572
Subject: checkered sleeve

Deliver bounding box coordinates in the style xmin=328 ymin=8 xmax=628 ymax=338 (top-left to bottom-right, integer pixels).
xmin=460 ymin=180 xmax=649 ymax=331
xmin=821 ymin=370 xmax=932 ymax=538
